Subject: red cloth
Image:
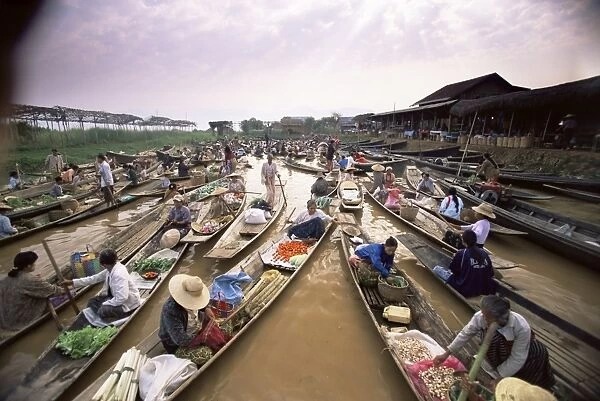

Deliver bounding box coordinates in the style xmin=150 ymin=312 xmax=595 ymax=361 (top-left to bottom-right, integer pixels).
xmin=188 ymin=314 xmax=231 ymax=351
xmin=407 ymin=357 xmax=466 ymax=401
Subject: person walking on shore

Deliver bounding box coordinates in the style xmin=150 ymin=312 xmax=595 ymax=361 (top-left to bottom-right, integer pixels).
xmin=45 ymin=149 xmax=64 ymax=175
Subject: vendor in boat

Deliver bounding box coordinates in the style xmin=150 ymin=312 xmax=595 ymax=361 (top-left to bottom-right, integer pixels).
xmin=453 ymin=203 xmax=495 ymax=248
xmin=63 ymin=249 xmax=141 ymax=322
xmin=45 ymin=148 xmax=64 ymax=174
xmin=311 ymin=172 xmax=330 ymax=198
xmin=338 ymin=154 xmax=354 ymax=171
xmin=126 ymin=164 xmax=139 ymax=186
xmin=97 ymin=154 xmax=115 ymax=206
xmin=159 ymin=274 xmax=228 ymax=365
xmin=165 ymin=194 xmax=192 ymax=235
xmin=476 ymin=153 xmax=500 ymax=182
xmin=416 ymin=172 xmax=434 ymax=194
xmin=439 ymin=187 xmax=464 ymax=220
xmin=432 ymin=230 xmax=496 ymax=297
xmin=227 ymin=174 xmax=245 ymax=193
xmin=8 ymin=171 xmax=21 ymax=190
xmin=72 ymin=169 xmax=86 ymax=188
xmin=371 ymin=164 xmax=386 ymax=198
xmin=178 ymin=160 xmax=190 ymax=178
xmin=261 ymin=154 xmax=279 ymax=206
xmin=434 ymin=295 xmax=555 ymax=390
xmin=288 ymin=199 xmax=336 ymax=240
xmin=383 ymin=167 xmax=396 ymax=188
xmin=348 ymin=237 xmax=397 ymax=278
xmin=325 ymin=140 xmax=335 ymax=171
xmin=0 ymin=251 xmax=64 ymax=333
xmin=49 ymin=176 xmax=64 ymax=198
xmin=384 ymin=187 xmax=403 ymax=211
xmin=353 ymin=152 xmax=369 ymax=164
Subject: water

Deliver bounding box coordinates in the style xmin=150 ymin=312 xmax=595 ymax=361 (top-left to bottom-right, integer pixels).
xmin=0 ymin=156 xmax=598 ymax=401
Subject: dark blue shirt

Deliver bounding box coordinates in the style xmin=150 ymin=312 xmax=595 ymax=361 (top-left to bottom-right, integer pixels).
xmin=159 ymin=296 xmax=204 ymax=353
xmin=447 ymin=247 xmax=496 ymax=298
xmin=354 ymin=243 xmax=393 ymax=277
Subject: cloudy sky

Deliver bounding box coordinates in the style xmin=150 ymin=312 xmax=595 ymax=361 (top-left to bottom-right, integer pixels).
xmin=13 ymin=0 xmax=600 ymax=128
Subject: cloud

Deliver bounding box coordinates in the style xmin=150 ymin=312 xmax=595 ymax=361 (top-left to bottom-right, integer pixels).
xmin=12 ymin=0 xmax=600 ymax=127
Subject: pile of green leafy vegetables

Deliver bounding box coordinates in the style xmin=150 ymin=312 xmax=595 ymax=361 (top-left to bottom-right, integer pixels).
xmin=56 ymin=326 xmax=118 ymax=359
xmin=132 ymin=257 xmax=173 ymax=273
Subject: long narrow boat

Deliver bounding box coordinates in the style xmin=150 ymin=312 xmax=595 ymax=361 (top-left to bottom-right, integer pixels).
xmin=437 ymin=178 xmax=600 ymax=269
xmin=204 ymin=184 xmax=286 ymax=259
xmin=439 ymin=175 xmax=553 ymax=202
xmin=181 ymin=177 xmax=248 ymax=243
xmin=396 ymin=232 xmax=600 ymax=401
xmin=0 ymin=205 xmax=169 ymax=351
xmin=364 ymin=187 xmax=520 ymax=269
xmin=338 ymin=180 xmax=363 ymax=211
xmin=543 ymin=184 xmax=600 ymax=203
xmin=282 ymin=158 xmax=328 ymax=174
xmin=5 ymin=186 xmax=98 ymax=220
xmin=72 ymin=212 xmax=338 ymax=401
xmin=404 ymin=165 xmax=446 ymax=198
xmin=358 ymin=139 xmax=408 ymax=150
xmin=339 ymin=225 xmax=488 ymax=400
xmin=106 ymin=151 xmax=140 ymax=165
xmin=10 ymin=231 xmax=189 ymax=401
xmin=353 ymin=158 xmax=407 ymax=172
xmin=391 ymin=144 xmax=460 ymax=157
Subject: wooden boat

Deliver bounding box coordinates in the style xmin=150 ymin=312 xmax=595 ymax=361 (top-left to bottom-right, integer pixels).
xmin=106 ymin=151 xmax=139 ymax=165
xmin=359 ymin=139 xmax=408 ymax=150
xmin=391 ymin=145 xmax=460 ymax=157
xmin=204 ymin=184 xmax=286 ymax=259
xmin=10 ymin=231 xmax=188 ymax=401
xmin=360 ymin=149 xmax=396 ymax=161
xmin=340 ymin=138 xmax=384 ymax=150
xmin=282 ymin=158 xmax=328 ymax=174
xmin=338 ymin=180 xmax=363 ymax=211
xmin=353 ymin=158 xmax=407 ymax=172
xmin=543 ymin=184 xmax=600 ymax=203
xmin=73 ymin=213 xmax=338 ymax=401
xmin=507 ymin=187 xmax=553 ymax=201
xmin=404 ymin=165 xmax=446 ymax=199
xmin=437 ymin=178 xmax=600 ymax=269
xmin=365 ymin=187 xmax=520 ymax=269
xmin=181 ymin=178 xmax=248 ymax=243
xmin=0 ymin=205 xmax=169 ymax=351
xmin=397 ymin=232 xmax=600 ymax=401
xmin=339 ymin=225 xmax=488 ymax=400
xmin=55 ymin=186 xmax=137 ymax=226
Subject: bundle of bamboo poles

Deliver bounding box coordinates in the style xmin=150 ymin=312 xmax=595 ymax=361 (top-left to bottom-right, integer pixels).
xmin=92 ymin=347 xmax=147 ymax=401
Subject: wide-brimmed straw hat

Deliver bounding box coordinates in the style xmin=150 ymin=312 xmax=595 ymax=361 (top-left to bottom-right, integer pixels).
xmin=494 ymin=377 xmax=556 ymax=401
xmin=0 ymin=202 xmax=13 ymax=210
xmin=169 ymin=274 xmax=210 ymax=310
xmin=372 ymin=164 xmax=385 ymax=172
xmin=472 ymin=203 xmax=496 ymax=219
xmin=160 ymin=229 xmax=181 ymax=248
xmin=342 ymin=225 xmax=361 ymax=237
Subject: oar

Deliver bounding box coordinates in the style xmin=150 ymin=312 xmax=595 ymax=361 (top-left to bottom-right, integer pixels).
xmin=276 ymin=174 xmax=287 ymax=207
xmin=46 ymin=299 xmax=64 ymax=330
xmin=42 ymin=240 xmax=80 ymax=315
xmin=457 ymin=321 xmax=498 ymax=401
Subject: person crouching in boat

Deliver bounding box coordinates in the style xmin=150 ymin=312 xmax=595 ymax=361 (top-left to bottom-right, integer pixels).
xmin=383 ymin=187 xmax=404 ymax=211
xmin=439 ymin=187 xmax=464 ymax=220
xmin=288 ymin=199 xmax=336 ymax=240
xmin=383 ymin=167 xmax=396 ymax=189
xmin=348 ymin=237 xmax=397 ymax=281
xmin=0 ymin=251 xmax=64 ymax=333
xmin=0 ymin=202 xmax=18 ymax=238
xmin=416 ymin=172 xmax=434 ymax=194
xmin=434 ymin=295 xmax=555 ymax=390
xmin=126 ymin=164 xmax=139 ymax=186
xmin=476 ymin=153 xmax=500 ymax=183
xmin=62 ymin=249 xmax=141 ymax=323
xmin=445 ymin=203 xmax=495 ymax=249
xmin=165 ymin=194 xmax=192 ymax=236
xmin=432 ymin=230 xmax=496 ymax=298
xmin=159 ymin=274 xmax=229 ymax=366
xmin=311 ymin=172 xmax=329 ymax=198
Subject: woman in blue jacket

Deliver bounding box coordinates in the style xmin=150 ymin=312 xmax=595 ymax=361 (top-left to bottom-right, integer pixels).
xmin=348 ymin=237 xmax=397 ymax=278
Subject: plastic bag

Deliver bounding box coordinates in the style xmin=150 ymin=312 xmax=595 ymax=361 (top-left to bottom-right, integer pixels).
xmin=188 ymin=315 xmax=230 ymax=351
xmin=407 ymin=357 xmax=466 ymax=401
xmin=244 ymin=208 xmax=267 ymax=224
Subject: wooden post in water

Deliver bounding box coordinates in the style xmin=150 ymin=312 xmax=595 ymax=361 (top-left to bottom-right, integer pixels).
xmin=455 ymin=111 xmax=478 ymax=181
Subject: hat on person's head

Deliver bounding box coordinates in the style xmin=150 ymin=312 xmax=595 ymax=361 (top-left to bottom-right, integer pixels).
xmin=0 ymin=202 xmax=13 ymax=210
xmin=494 ymin=377 xmax=556 ymax=401
xmin=385 ymin=166 xmax=393 ymax=171
xmin=472 ymin=202 xmax=496 ymax=219
xmin=168 ymin=274 xmax=210 ymax=310
xmin=372 ymin=164 xmax=385 ymax=172
xmin=173 ymin=194 xmax=184 ymax=202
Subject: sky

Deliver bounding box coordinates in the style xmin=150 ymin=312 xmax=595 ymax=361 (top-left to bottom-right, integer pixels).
xmin=12 ymin=0 xmax=600 ymax=129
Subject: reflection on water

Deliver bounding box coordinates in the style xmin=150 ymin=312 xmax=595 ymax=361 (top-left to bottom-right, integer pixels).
xmin=0 ymin=156 xmax=598 ymax=401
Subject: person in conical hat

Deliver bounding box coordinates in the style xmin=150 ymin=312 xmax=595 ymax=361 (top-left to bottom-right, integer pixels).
xmin=450 ymin=202 xmax=495 ymax=248
xmin=494 ymin=377 xmax=556 ymax=401
xmin=311 ymin=171 xmax=329 ymax=198
xmin=159 ymin=274 xmax=211 ymax=354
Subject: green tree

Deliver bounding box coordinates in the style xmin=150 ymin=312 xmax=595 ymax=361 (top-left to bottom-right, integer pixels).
xmin=303 ymin=116 xmax=316 ymax=132
xmin=240 ymin=120 xmax=250 ymax=134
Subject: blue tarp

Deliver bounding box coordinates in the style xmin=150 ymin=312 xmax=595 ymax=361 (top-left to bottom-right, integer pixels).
xmin=210 ymin=271 xmax=253 ymax=305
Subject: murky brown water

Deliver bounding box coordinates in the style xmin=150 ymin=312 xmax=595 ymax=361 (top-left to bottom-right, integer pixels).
xmin=0 ymin=157 xmax=598 ymax=401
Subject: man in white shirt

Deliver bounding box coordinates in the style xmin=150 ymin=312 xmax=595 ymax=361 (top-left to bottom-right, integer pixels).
xmin=63 ymin=249 xmax=140 ymax=322
xmin=459 ymin=203 xmax=495 ymax=247
xmin=45 ymin=149 xmax=64 ymax=174
xmin=97 ymin=154 xmax=115 ymax=206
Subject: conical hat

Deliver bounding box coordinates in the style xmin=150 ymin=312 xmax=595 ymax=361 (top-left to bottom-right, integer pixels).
xmin=372 ymin=164 xmax=385 ymax=172
xmin=495 ymin=377 xmax=556 ymax=401
xmin=472 ymin=202 xmax=496 ymax=219
xmin=160 ymin=229 xmax=181 ymax=249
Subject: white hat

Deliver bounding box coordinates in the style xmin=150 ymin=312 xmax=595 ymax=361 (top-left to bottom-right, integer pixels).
xmin=372 ymin=164 xmax=385 ymax=172
xmin=173 ymin=194 xmax=184 ymax=202
xmin=495 ymin=378 xmax=556 ymax=401
xmin=385 ymin=166 xmax=393 ymax=171
xmin=168 ymin=274 xmax=210 ymax=310
xmin=472 ymin=202 xmax=496 ymax=219
xmin=160 ymin=229 xmax=181 ymax=248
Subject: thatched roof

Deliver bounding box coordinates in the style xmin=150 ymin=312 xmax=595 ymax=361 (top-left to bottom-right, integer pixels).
xmin=450 ymin=75 xmax=600 ymax=117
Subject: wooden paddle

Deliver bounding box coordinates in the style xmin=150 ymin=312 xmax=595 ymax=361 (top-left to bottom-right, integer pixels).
xmin=46 ymin=299 xmax=64 ymax=331
xmin=457 ymin=322 xmax=498 ymax=401
xmin=42 ymin=240 xmax=80 ymax=315
xmin=276 ymin=174 xmax=287 ymax=207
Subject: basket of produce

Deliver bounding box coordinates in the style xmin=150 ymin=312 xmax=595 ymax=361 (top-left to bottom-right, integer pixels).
xmin=273 ymin=241 xmax=309 ymax=262
xmin=141 ymin=270 xmax=160 ymax=281
xmin=60 ymin=198 xmax=79 ymax=212
xmin=341 ymin=225 xmax=361 ymax=237
xmin=356 ymin=262 xmax=379 ymax=287
xmin=399 ymin=205 xmax=419 ymax=222
xmin=378 ymin=274 xmax=409 ymax=302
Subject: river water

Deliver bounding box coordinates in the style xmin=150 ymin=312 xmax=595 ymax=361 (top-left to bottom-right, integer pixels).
xmin=0 ymin=157 xmax=598 ymax=401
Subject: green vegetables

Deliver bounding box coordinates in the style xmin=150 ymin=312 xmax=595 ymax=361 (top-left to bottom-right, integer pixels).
xmin=56 ymin=326 xmax=118 ymax=359
xmin=5 ymin=194 xmax=57 ymax=209
xmin=132 ymin=257 xmax=173 ymax=273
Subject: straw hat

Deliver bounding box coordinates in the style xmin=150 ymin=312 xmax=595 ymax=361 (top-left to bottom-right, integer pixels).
xmin=0 ymin=202 xmax=13 ymax=210
xmin=342 ymin=225 xmax=361 ymax=237
xmin=495 ymin=378 xmax=556 ymax=401
xmin=160 ymin=229 xmax=181 ymax=249
xmin=372 ymin=164 xmax=385 ymax=172
xmin=472 ymin=203 xmax=496 ymax=219
xmin=169 ymin=274 xmax=210 ymax=310
xmin=173 ymin=194 xmax=184 ymax=202
xmin=385 ymin=166 xmax=393 ymax=171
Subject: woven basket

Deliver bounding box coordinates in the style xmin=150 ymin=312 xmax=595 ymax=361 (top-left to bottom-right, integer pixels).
xmin=356 ymin=262 xmax=379 ymax=287
xmin=377 ymin=275 xmax=409 ymax=302
xmin=399 ymin=205 xmax=419 ymax=222
xmin=60 ymin=199 xmax=79 ymax=211
xmin=48 ymin=209 xmax=70 ymax=222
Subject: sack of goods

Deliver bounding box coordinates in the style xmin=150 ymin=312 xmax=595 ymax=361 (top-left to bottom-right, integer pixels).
xmin=244 ymin=208 xmax=267 ymax=225
xmin=160 ymin=229 xmax=181 ymax=249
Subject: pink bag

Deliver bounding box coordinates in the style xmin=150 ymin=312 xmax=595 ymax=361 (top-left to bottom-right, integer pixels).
xmin=407 ymin=357 xmax=466 ymax=401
